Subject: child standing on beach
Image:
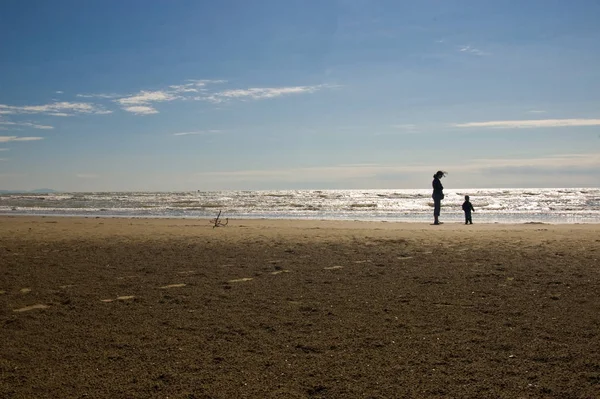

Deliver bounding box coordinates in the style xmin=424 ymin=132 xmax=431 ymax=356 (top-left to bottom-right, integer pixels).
xmin=462 ymin=195 xmax=475 ymax=224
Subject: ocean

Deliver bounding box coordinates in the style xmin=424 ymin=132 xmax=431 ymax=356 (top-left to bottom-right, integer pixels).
xmin=0 ymin=188 xmax=599 ymax=224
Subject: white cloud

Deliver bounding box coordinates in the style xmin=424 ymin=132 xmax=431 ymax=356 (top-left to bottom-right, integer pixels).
xmin=172 ymin=130 xmax=221 ymax=136
xmin=211 ymin=85 xmax=326 ymax=102
xmin=454 ymin=118 xmax=600 ymax=129
xmin=115 ymin=87 xmax=198 ymax=114
xmin=76 ymin=173 xmax=99 ymax=179
xmin=116 ymin=90 xmax=180 ymax=106
xmin=59 ymin=80 xmax=331 ymax=116
xmin=168 ymin=84 xmax=200 ymax=93
xmin=24 ymin=122 xmax=53 ymax=129
xmin=122 ymin=106 xmax=158 ymax=115
xmin=32 ymin=123 xmax=53 ymax=129
xmin=0 ymin=136 xmax=44 ymax=142
xmin=76 ymin=93 xmax=121 ymax=99
xmin=0 ymin=121 xmax=54 ymax=129
xmin=0 ymin=148 xmax=8 ymax=151
xmin=55 ymin=91 xmax=64 ymax=94
xmin=527 ymin=110 xmax=547 ymax=114
xmin=458 ymin=45 xmax=489 ymax=56
xmin=0 ymin=102 xmax=111 ymax=116
xmin=169 ymin=80 xmax=226 ymax=93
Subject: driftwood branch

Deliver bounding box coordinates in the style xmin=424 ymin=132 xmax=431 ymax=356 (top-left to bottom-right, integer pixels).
xmin=210 ymin=210 xmax=229 ymax=228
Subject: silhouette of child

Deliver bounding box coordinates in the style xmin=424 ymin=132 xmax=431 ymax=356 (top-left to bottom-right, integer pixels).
xmin=462 ymin=195 xmax=475 ymax=224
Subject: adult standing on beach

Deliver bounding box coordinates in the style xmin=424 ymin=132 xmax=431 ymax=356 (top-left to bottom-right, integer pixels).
xmin=432 ymin=171 xmax=446 ymax=225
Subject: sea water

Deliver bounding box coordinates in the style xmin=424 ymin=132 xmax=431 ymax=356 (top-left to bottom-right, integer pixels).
xmin=0 ymin=188 xmax=599 ymax=224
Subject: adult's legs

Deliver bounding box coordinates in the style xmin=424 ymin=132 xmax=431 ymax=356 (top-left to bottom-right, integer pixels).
xmin=434 ymin=199 xmax=441 ymax=224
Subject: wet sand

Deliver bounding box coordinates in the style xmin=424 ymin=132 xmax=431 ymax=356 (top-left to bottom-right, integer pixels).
xmin=1 ymin=216 xmax=599 ymax=398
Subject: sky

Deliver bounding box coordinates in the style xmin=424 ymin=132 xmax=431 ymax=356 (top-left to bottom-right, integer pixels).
xmin=1 ymin=0 xmax=599 ymax=191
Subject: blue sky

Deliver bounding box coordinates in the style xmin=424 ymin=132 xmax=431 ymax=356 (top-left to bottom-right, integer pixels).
xmin=1 ymin=0 xmax=599 ymax=191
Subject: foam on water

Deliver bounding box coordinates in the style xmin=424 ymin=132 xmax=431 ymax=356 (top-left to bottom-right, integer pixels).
xmin=1 ymin=188 xmax=599 ymax=223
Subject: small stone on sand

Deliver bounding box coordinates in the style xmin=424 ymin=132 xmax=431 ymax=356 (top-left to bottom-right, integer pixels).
xmin=160 ymin=283 xmax=187 ymax=289
xmin=228 ymin=278 xmax=253 ymax=283
xmin=14 ymin=304 xmax=49 ymax=312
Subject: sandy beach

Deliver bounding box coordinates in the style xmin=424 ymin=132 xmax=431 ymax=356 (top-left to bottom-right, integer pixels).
xmin=1 ymin=216 xmax=599 ymax=398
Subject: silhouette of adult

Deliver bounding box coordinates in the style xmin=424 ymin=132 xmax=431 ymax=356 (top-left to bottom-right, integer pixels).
xmin=432 ymin=171 xmax=446 ymax=225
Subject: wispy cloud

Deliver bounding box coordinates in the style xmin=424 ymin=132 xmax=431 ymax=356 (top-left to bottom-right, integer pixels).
xmin=471 ymin=153 xmax=600 ymax=169
xmin=0 ymin=121 xmax=54 ymax=129
xmin=112 ymin=81 xmax=223 ymax=114
xmin=168 ymin=84 xmax=201 ymax=93
xmin=75 ymin=80 xmax=333 ymax=116
xmin=169 ymin=80 xmax=227 ymax=93
xmin=172 ymin=130 xmax=221 ymax=136
xmin=76 ymin=93 xmax=121 ymax=99
xmin=116 ymin=82 xmax=331 ymax=112
xmin=186 ymin=79 xmax=227 ymax=86
xmin=193 ymin=163 xmax=438 ymax=184
xmin=0 ymin=136 xmax=44 ymax=142
xmin=454 ymin=118 xmax=600 ymax=129
xmin=55 ymin=91 xmax=64 ymax=94
xmin=122 ymin=106 xmax=158 ymax=115
xmin=458 ymin=45 xmax=489 ymax=56
xmin=192 ymin=153 xmax=600 ymax=186
xmin=206 ymin=85 xmax=329 ymax=103
xmin=116 ymin=90 xmax=180 ymax=106
xmin=0 ymin=148 xmax=9 ymax=151
xmin=0 ymin=102 xmax=111 ymax=116
xmin=24 ymin=122 xmax=53 ymax=129
xmin=527 ymin=110 xmax=547 ymax=114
